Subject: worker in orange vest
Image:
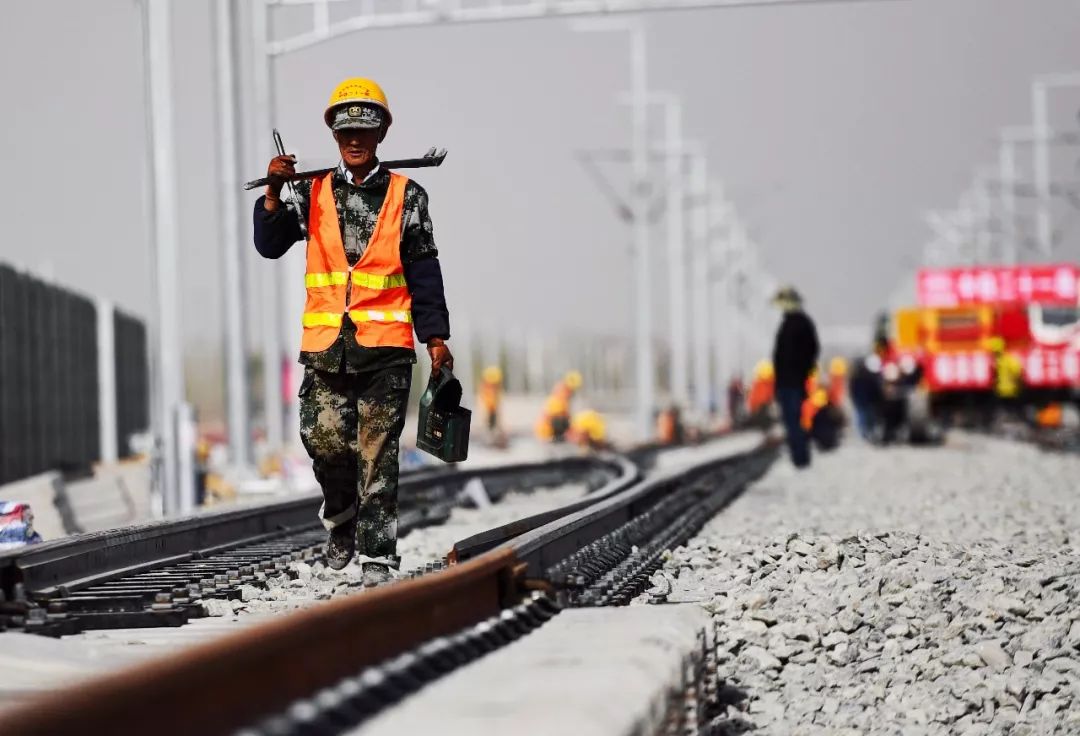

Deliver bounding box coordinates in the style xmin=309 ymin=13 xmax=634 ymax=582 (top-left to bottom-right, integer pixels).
xmin=747 ymin=360 xmax=776 ymax=418
xmin=478 ymin=365 xmax=507 ymax=448
xmin=827 ymin=356 xmax=848 ymax=408
xmin=656 ymin=405 xmax=683 ymax=445
xmin=802 ymin=368 xmax=841 ymax=450
xmin=254 ymin=78 xmax=453 ymax=583
xmin=569 ymin=409 xmax=609 ymax=450
xmin=800 ymin=369 xmax=822 ymax=431
xmin=478 ymin=365 xmax=503 ymax=433
xmin=536 ymin=371 xmax=582 ymax=442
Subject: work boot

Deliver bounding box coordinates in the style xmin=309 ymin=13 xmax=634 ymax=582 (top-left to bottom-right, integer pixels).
xmin=324 ymin=520 xmax=357 ymax=571
xmin=360 ymin=556 xmax=401 ymax=587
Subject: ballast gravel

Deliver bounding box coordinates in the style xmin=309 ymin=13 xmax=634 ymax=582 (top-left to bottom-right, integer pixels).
xmin=639 ymin=433 xmax=1080 ymax=736
xmin=213 ymin=481 xmax=588 ymax=616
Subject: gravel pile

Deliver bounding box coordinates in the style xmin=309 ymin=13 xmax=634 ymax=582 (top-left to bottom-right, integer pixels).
xmin=639 ymin=433 xmax=1080 ymax=736
xmin=201 ymin=482 xmax=588 ymax=618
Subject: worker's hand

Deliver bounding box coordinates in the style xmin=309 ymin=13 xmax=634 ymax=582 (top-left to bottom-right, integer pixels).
xmin=428 ymin=338 xmax=454 ymax=375
xmin=264 ymin=154 xmax=296 ymax=203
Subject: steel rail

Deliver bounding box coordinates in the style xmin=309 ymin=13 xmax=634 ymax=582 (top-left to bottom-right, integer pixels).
xmin=508 ymin=438 xmax=779 ymax=579
xmin=0 ymin=454 xmax=627 ymax=634
xmin=450 ymin=434 xmax=762 ymax=562
xmin=0 ymin=456 xmax=618 ymax=596
xmin=236 ymin=439 xmax=778 ymax=735
xmin=0 ymin=549 xmax=518 ymax=736
xmin=0 ymin=441 xmax=774 ymax=735
xmin=451 ymin=453 xmax=638 ymax=562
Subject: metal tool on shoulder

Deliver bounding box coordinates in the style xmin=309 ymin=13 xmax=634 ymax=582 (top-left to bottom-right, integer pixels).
xmin=244 ymin=145 xmax=448 ymax=191
xmin=272 ymin=128 xmax=308 ymax=239
xmin=416 ymin=367 xmax=471 ymax=463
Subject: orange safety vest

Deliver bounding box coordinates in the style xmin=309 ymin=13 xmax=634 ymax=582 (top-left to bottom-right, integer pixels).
xmin=801 ymin=388 xmax=828 ymax=431
xmin=301 ymin=171 xmax=413 ymax=352
xmin=479 ymin=381 xmax=501 ymax=413
xmin=827 ymin=376 xmax=846 ymax=407
xmin=747 ymin=378 xmax=774 ymax=414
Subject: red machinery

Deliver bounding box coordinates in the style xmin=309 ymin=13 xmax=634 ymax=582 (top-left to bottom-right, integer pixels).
xmin=887 ymin=264 xmax=1080 ymax=429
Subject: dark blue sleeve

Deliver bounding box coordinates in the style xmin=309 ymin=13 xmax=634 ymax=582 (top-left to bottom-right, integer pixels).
xmin=253 ymin=195 xmax=302 ymax=259
xmin=405 ymin=256 xmax=450 ymax=343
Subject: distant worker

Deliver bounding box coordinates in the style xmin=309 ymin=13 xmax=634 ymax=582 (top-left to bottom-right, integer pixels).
xmin=478 ymin=365 xmax=503 ymax=432
xmin=849 ymin=354 xmax=884 ymax=442
xmin=253 ymin=78 xmax=453 ymax=583
xmin=195 ymin=438 xmax=211 ymax=507
xmin=746 ymin=360 xmax=776 ymax=423
xmin=656 ymin=405 xmax=683 ymax=445
xmin=772 ymin=286 xmax=820 ymax=468
xmin=803 ymin=370 xmax=841 ymax=451
xmin=569 ymin=409 xmax=608 ymax=450
xmin=873 ymin=312 xmax=891 ymax=354
xmin=536 ymin=371 xmax=582 ymax=442
xmin=800 ymin=368 xmax=822 ymax=433
xmin=827 ymin=356 xmax=848 ymax=409
xmin=727 ymin=377 xmax=747 ymax=428
xmin=988 ymin=337 xmax=1023 ymax=421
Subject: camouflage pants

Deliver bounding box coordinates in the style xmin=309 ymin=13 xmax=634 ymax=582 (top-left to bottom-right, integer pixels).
xmin=298 ymin=365 xmax=411 ymax=559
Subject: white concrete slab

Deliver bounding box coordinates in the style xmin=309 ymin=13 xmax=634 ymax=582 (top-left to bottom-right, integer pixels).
xmin=356 ymin=604 xmax=711 ymax=736
xmin=0 ymin=632 xmax=145 ymax=703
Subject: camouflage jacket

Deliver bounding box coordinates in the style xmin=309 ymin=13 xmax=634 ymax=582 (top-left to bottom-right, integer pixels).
xmin=253 ymin=162 xmax=450 ymax=373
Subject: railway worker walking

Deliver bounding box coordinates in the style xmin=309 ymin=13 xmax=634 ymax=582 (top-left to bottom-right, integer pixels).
xmin=771 ymin=286 xmax=820 ymax=469
xmin=253 ymin=78 xmax=453 ymax=584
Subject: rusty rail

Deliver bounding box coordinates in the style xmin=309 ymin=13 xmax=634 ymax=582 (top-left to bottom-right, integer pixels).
xmin=0 ymin=548 xmax=520 ymax=736
xmin=0 ymin=437 xmax=774 ymax=735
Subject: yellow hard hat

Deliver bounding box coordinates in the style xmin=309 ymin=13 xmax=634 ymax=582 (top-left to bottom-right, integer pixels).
xmin=829 ymin=357 xmax=848 ymax=376
xmin=483 ymin=365 xmax=503 ymax=384
xmin=564 ymin=371 xmax=583 ymax=390
xmin=985 ymin=336 xmax=1005 ymax=353
xmin=324 ymin=78 xmax=392 ymax=128
xmin=754 ymin=360 xmax=774 ymax=380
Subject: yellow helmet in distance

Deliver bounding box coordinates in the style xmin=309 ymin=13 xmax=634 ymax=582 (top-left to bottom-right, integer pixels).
xmin=564 ymin=371 xmax=583 ymax=391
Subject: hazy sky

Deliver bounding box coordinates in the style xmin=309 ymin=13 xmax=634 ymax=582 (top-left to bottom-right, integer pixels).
xmin=3 ymin=0 xmax=1080 ymax=410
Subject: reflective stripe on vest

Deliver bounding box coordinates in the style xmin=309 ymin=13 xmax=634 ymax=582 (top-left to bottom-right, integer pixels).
xmin=302 ymin=312 xmax=344 ymax=328
xmin=348 ymin=309 xmax=412 ymax=324
xmin=305 ymin=272 xmax=349 ymax=288
xmin=301 ymin=171 xmax=413 ymax=352
xmin=352 ymin=272 xmax=406 ymax=289
xmin=305 ymin=271 xmax=407 ymax=290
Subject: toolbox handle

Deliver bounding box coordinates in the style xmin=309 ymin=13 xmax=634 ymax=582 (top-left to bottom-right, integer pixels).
xmin=421 ymin=366 xmax=463 ymax=410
